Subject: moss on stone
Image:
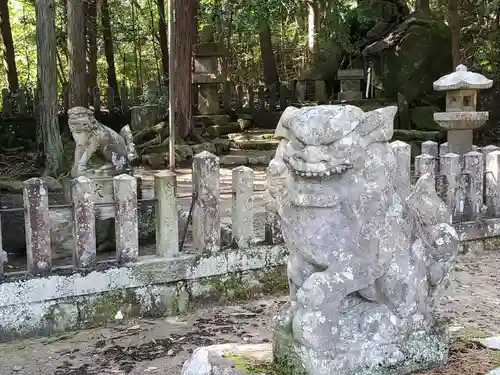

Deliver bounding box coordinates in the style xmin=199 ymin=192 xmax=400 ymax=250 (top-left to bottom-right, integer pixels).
xmin=224 ymin=354 xmax=278 ymax=374
xmin=81 ymin=289 xmax=142 ymax=325
xmin=260 ymin=266 xmax=288 ymax=295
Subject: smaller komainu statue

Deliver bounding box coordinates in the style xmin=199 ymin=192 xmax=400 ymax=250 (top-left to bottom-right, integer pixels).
xmin=267 ymin=105 xmax=459 ymax=375
xmin=68 ymin=107 xmax=138 ymax=177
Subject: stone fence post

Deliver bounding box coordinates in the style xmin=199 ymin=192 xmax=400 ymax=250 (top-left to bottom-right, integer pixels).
xmin=415 ymin=154 xmax=436 ymax=181
xmin=23 ymin=178 xmax=52 ymax=274
xmin=72 ymin=177 xmax=97 ymax=268
xmin=390 ymin=141 xmax=411 ymax=198
xmin=232 ymin=166 xmax=254 ymax=249
xmin=440 ymin=153 xmax=460 ymax=213
xmin=154 ymin=171 xmax=179 ymax=257
xmin=486 ymin=150 xmax=500 ymax=217
xmin=192 ymin=151 xmax=221 ymax=254
xmin=463 ymin=151 xmax=484 ymax=219
xmin=114 ymin=174 xmax=139 ymax=263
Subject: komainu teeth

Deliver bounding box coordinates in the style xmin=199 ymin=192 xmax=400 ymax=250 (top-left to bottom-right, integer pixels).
xmin=325 ymin=170 xmax=331 ymax=176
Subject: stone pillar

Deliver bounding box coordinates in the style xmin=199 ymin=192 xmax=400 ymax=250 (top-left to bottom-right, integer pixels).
xmin=440 ymin=153 xmax=460 ymax=213
xmin=485 ymin=150 xmax=500 ymax=217
xmin=390 ymin=140 xmax=411 ymax=198
xmin=23 ymin=178 xmax=52 ymax=274
xmin=415 ymin=154 xmax=436 ymax=181
xmin=192 ymin=151 xmax=220 ymax=254
xmin=113 ymin=174 xmax=139 ymax=263
xmin=72 ymin=176 xmax=97 ymax=268
xmin=154 ymin=171 xmax=179 ymax=257
xmin=232 ymin=166 xmax=254 ymax=249
xmin=463 ymin=151 xmax=484 ymax=219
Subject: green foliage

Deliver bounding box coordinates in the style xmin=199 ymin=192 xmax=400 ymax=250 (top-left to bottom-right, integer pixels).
xmin=3 ymin=0 xmax=500 ymax=96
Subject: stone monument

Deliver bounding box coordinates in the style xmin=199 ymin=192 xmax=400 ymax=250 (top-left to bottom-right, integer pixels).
xmin=268 ymin=104 xmax=459 ymax=375
xmin=433 ymin=64 xmax=492 ymax=156
xmin=193 ymin=25 xmax=228 ymax=115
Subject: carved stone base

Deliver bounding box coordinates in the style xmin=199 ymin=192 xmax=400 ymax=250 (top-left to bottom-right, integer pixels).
xmin=272 ymin=320 xmax=449 ymax=375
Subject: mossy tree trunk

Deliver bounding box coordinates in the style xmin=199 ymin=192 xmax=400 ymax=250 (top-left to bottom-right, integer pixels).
xmin=35 ymin=0 xmax=65 ymax=176
xmin=101 ymin=0 xmax=120 ymax=104
xmin=259 ymin=18 xmax=280 ymax=87
xmin=85 ymin=0 xmax=98 ymax=102
xmin=172 ymin=0 xmax=198 ymax=138
xmin=0 ymin=0 xmax=19 ymax=92
xmin=68 ymin=0 xmax=88 ymax=107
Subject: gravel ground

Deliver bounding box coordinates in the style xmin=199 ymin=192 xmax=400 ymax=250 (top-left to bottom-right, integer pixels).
xmin=2 ymin=249 xmax=500 ymax=374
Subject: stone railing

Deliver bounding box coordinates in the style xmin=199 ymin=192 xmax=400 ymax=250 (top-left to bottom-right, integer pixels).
xmin=0 ymin=151 xmax=286 ymax=341
xmin=394 ymin=139 xmax=500 ymax=252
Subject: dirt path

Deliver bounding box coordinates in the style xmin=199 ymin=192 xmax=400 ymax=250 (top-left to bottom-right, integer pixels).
xmin=2 ymin=250 xmax=500 ymax=375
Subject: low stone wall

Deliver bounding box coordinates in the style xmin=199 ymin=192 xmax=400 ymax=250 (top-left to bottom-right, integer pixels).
xmin=0 ymin=244 xmax=288 ymax=341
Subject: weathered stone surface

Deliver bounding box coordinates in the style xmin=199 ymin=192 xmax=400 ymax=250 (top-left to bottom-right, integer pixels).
xmin=434 ymin=64 xmax=493 ymax=91
xmin=68 ymin=107 xmax=138 ymax=177
xmin=192 ymin=152 xmax=221 ymax=254
xmin=268 ymin=105 xmax=459 ymax=375
xmin=182 ymin=343 xmax=271 ymax=375
xmin=220 ymin=155 xmax=248 ymax=166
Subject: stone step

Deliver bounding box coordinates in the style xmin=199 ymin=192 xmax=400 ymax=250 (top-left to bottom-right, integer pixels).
xmin=219 ymin=150 xmax=275 ymax=166
xmin=231 ymin=139 xmax=279 ymax=150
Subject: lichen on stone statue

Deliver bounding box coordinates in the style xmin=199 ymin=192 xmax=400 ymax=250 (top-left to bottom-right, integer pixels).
xmin=268 ymin=104 xmax=459 ymax=375
xmin=68 ymin=106 xmax=138 ymax=177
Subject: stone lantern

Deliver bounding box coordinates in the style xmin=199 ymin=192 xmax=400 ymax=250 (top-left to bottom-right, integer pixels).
xmin=433 ymin=64 xmax=493 ymax=156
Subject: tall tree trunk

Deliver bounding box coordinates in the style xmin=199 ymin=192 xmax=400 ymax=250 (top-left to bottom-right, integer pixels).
xmin=85 ymin=0 xmax=98 ymax=100
xmin=68 ymin=0 xmax=87 ymax=107
xmin=0 ymin=0 xmax=19 ymax=91
xmin=101 ymin=0 xmax=120 ymax=103
xmin=172 ymin=0 xmax=197 ymax=138
xmin=416 ymin=0 xmax=430 ymax=12
xmin=35 ymin=0 xmax=64 ymax=176
xmin=157 ymin=0 xmax=168 ymax=80
xmin=307 ymin=1 xmax=320 ymax=59
xmin=258 ymin=19 xmax=280 ymax=86
xmin=448 ymin=0 xmax=460 ymax=68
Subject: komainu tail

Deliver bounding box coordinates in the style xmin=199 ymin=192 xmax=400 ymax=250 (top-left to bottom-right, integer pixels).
xmin=120 ymin=125 xmax=139 ymax=163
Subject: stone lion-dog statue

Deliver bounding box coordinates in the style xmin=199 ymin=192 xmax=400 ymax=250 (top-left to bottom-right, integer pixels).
xmin=68 ymin=106 xmax=138 ymax=177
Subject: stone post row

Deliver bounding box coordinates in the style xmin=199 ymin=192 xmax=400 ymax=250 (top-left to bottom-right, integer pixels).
xmin=192 ymin=151 xmax=221 ymax=254
xmin=113 ymin=174 xmax=139 ymax=263
xmin=72 ymin=177 xmax=97 ymax=268
xmin=23 ymin=178 xmax=52 ymax=274
xmin=154 ymin=171 xmax=179 ymax=257
xmin=232 ymin=166 xmax=254 ymax=249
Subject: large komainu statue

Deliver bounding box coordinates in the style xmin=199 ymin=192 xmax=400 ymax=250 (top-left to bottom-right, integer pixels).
xmin=68 ymin=107 xmax=138 ymax=177
xmin=268 ymin=105 xmax=459 ymax=375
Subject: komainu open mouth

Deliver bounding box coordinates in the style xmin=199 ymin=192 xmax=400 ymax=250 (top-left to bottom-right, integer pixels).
xmin=288 ymin=164 xmax=351 ymax=178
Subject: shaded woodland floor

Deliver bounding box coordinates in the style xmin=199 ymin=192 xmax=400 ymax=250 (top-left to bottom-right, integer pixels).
xmin=2 ymin=250 xmax=500 ymax=374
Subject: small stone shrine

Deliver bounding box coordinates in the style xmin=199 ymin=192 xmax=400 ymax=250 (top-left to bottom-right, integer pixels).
xmin=193 ymin=25 xmax=228 ymax=115
xmin=182 ymin=104 xmax=460 ymax=375
xmin=337 ymin=69 xmax=364 ymax=101
xmin=433 ymin=64 xmax=492 ymax=156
